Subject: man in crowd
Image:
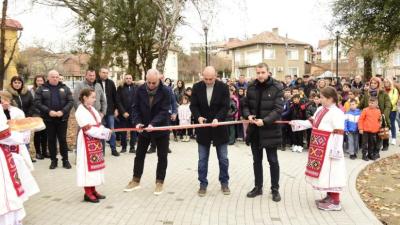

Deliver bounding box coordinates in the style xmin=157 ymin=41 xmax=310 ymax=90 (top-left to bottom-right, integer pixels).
xmin=73 ymin=69 xmax=107 ymax=117
xmin=124 ymin=69 xmax=171 ymax=195
xmin=242 ymin=62 xmax=284 ymax=202
xmin=98 ymin=68 xmax=120 ymax=156
xmin=190 ymin=66 xmax=231 ymax=197
xmin=351 ymin=75 xmax=364 ymax=90
xmin=235 ymin=74 xmax=248 ymax=89
xmin=302 ymin=74 xmax=316 ymax=98
xmin=34 ymin=70 xmax=74 ymax=169
xmin=116 ymin=74 xmax=137 ymax=153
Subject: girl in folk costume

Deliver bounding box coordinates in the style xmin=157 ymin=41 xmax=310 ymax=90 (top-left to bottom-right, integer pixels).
xmin=75 ymin=88 xmax=111 ymax=203
xmin=1 ymin=91 xmax=40 ymax=202
xmin=177 ymin=95 xmax=191 ymax=142
xmin=0 ymin=105 xmax=35 ymax=225
xmin=289 ymin=87 xmax=346 ymax=211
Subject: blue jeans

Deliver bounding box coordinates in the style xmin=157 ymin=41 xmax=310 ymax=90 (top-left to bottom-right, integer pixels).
xmin=102 ymin=115 xmax=116 ymax=151
xmin=389 ymin=111 xmax=397 ymax=139
xmin=198 ymin=143 xmax=229 ymax=188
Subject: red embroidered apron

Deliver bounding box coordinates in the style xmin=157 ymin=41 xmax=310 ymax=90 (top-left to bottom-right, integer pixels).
xmin=0 ymin=145 xmax=24 ymax=196
xmin=305 ymin=107 xmax=330 ymax=178
xmin=82 ymin=107 xmax=105 ymax=172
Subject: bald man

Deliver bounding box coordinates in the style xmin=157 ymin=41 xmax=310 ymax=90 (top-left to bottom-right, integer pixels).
xmin=190 ymin=66 xmax=231 ymax=197
xmin=34 ymin=70 xmax=74 ymax=170
xmin=124 ymin=69 xmax=171 ymax=195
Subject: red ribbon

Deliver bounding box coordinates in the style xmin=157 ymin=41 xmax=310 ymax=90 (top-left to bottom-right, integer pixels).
xmin=113 ymin=120 xmax=290 ymax=132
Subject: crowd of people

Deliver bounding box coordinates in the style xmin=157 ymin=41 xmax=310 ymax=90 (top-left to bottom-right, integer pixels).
xmin=2 ymin=63 xmax=400 ymax=224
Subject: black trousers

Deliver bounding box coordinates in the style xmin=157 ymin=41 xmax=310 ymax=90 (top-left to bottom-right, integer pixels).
xmin=281 ymin=124 xmax=292 ymax=147
xmin=34 ymin=129 xmax=47 ymax=155
xmin=46 ymin=120 xmax=69 ymax=161
xmin=133 ymin=134 xmax=169 ymax=181
xmin=362 ymin=132 xmax=378 ymax=156
xmin=292 ymin=131 xmax=304 ymax=147
xmin=250 ymin=143 xmax=280 ymax=191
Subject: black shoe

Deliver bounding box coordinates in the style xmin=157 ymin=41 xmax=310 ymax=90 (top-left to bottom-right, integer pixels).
xmin=49 ymin=160 xmax=58 ymax=169
xmin=362 ymin=154 xmax=369 ymax=161
xmin=382 ymin=146 xmax=389 ymax=151
xmin=93 ymin=192 xmax=106 ymax=199
xmin=84 ymin=194 xmax=99 ymax=203
xmin=111 ymin=150 xmax=120 ymax=156
xmin=247 ymin=187 xmax=263 ymax=198
xmin=350 ymin=154 xmax=357 ymax=160
xmin=62 ymin=160 xmax=72 ymax=169
xmin=174 ymin=137 xmax=178 ymax=142
xmin=120 ymin=147 xmax=127 ymax=153
xmin=368 ymin=154 xmax=375 ymax=160
xmin=129 ymin=146 xmax=136 ymax=153
xmin=272 ymin=190 xmax=281 ymax=202
xmin=168 ymin=149 xmax=172 ymax=153
xmin=31 ymin=157 xmax=37 ymax=163
xmin=147 ymin=147 xmax=156 ymax=154
xmin=36 ymin=154 xmax=44 ymax=160
xmin=43 ymin=153 xmax=50 ymax=158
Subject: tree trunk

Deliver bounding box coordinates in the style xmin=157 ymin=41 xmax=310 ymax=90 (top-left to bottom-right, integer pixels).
xmin=126 ymin=47 xmax=138 ymax=80
xmin=0 ymin=0 xmax=8 ymax=89
xmin=89 ymin=15 xmax=104 ymax=73
xmin=363 ymin=54 xmax=373 ymax=81
xmin=156 ymin=38 xmax=170 ymax=74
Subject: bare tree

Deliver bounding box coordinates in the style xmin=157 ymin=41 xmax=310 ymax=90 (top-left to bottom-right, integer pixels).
xmin=0 ymin=0 xmax=22 ymax=89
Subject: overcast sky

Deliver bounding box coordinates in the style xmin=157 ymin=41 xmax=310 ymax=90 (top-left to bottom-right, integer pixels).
xmin=9 ymin=0 xmax=335 ymax=52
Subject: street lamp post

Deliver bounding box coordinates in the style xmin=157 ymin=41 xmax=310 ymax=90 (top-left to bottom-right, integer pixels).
xmin=335 ymin=31 xmax=340 ymax=84
xmin=204 ymin=26 xmax=209 ymax=66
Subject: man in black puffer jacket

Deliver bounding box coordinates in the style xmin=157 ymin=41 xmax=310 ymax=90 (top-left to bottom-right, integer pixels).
xmin=242 ymin=63 xmax=284 ymax=202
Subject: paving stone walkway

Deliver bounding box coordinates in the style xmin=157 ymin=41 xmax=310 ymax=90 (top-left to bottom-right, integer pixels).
xmin=24 ymin=140 xmax=395 ymax=225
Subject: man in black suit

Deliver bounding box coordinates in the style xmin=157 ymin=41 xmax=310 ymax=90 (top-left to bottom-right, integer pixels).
xmin=190 ymin=66 xmax=231 ymax=197
xmin=123 ymin=69 xmax=171 ymax=196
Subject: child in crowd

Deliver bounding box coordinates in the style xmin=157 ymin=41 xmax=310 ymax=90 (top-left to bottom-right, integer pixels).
xmin=305 ymin=93 xmax=321 ymax=147
xmin=344 ymin=99 xmax=361 ymax=159
xmin=358 ymin=97 xmax=381 ymax=161
xmin=177 ymin=95 xmax=192 ymax=142
xmin=281 ymin=88 xmax=293 ymax=150
xmin=341 ymin=83 xmax=351 ymax=105
xmin=289 ymin=94 xmax=306 ymax=152
xmin=343 ymin=89 xmax=360 ymax=112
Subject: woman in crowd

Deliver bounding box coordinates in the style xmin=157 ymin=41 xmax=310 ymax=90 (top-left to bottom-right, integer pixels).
xmin=383 ymin=78 xmax=399 ymax=145
xmin=31 ymin=75 xmax=49 ymax=160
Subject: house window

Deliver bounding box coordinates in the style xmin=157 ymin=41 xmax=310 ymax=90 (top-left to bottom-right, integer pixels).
xmin=264 ymin=48 xmax=275 ymax=60
xmin=394 ymin=53 xmax=400 ymax=66
xmin=245 ymin=50 xmax=262 ymax=65
xmin=287 ymin=49 xmax=299 ymax=60
xmin=288 ymin=67 xmax=298 ymax=76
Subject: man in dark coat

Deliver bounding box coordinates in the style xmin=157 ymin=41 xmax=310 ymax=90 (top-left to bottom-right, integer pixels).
xmin=190 ymin=66 xmax=231 ymax=197
xmin=34 ymin=70 xmax=74 ymax=170
xmin=123 ymin=69 xmax=171 ymax=196
xmin=116 ymin=74 xmax=137 ymax=153
xmin=98 ymin=68 xmax=120 ymax=156
xmin=242 ymin=63 xmax=284 ymax=202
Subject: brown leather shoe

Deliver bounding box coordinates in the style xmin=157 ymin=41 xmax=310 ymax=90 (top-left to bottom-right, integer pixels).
xmin=221 ymin=185 xmax=231 ymax=195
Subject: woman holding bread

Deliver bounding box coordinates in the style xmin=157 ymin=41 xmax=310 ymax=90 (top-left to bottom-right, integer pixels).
xmin=75 ymin=88 xmax=111 ymax=203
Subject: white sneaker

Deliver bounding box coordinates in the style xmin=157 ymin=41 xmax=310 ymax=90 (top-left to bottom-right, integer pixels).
xmin=291 ymin=145 xmax=296 ymax=152
xmin=297 ymin=146 xmax=303 ymax=153
xmin=391 ymin=138 xmax=396 ymax=145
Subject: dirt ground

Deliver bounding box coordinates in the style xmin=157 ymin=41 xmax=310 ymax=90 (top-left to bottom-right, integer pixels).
xmin=357 ymin=154 xmax=400 ymax=225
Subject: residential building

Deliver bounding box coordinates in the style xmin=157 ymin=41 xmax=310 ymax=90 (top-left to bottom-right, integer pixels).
xmin=2 ymin=19 xmax=23 ymax=85
xmin=224 ymin=28 xmax=313 ymax=80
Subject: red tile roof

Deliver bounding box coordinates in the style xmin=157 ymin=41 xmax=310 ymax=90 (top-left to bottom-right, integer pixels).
xmin=2 ymin=19 xmax=23 ymax=30
xmin=225 ymin=31 xmax=310 ymax=49
xmin=318 ymin=40 xmax=332 ymax=49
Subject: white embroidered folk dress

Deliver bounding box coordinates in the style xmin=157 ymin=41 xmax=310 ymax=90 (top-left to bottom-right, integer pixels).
xmin=5 ymin=106 xmax=40 ymax=200
xmin=75 ymin=105 xmax=111 ymax=187
xmin=0 ymin=105 xmax=32 ymax=225
xmin=292 ymin=104 xmax=347 ymax=192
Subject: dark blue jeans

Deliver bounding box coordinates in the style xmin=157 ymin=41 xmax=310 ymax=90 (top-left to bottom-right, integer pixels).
xmin=102 ymin=115 xmax=116 ymax=152
xmin=198 ymin=143 xmax=229 ymax=188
